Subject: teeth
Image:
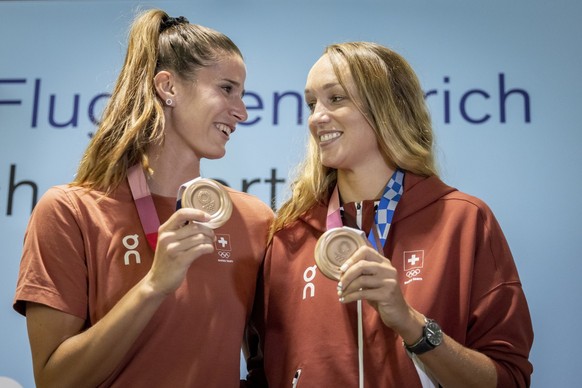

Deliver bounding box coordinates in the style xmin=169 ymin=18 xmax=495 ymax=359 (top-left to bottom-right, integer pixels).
xmin=216 ymin=123 xmax=232 ymax=136
xmin=320 ymin=132 xmax=341 ymax=142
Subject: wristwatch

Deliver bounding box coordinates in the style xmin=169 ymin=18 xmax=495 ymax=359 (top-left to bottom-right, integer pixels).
xmin=404 ymin=318 xmax=443 ymax=355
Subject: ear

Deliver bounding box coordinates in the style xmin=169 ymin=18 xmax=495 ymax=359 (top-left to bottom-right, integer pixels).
xmin=154 ymin=70 xmax=175 ymax=102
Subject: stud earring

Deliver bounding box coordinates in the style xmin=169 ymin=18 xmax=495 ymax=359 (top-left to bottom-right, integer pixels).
xmin=166 ymin=98 xmax=173 ymax=106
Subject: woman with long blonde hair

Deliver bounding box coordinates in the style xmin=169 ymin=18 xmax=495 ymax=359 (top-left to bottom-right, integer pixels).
xmin=252 ymin=42 xmax=533 ymax=388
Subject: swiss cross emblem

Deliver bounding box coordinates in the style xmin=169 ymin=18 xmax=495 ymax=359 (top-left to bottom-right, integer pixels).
xmin=215 ymin=234 xmax=231 ymax=251
xmin=403 ymin=250 xmax=424 ymax=271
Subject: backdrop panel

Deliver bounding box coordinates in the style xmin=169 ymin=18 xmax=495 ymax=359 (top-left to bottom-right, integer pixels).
xmin=1 ymin=1 xmax=580 ymax=386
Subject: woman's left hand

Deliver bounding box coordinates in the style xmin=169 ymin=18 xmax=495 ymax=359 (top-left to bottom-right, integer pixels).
xmin=337 ymin=246 xmax=414 ymax=331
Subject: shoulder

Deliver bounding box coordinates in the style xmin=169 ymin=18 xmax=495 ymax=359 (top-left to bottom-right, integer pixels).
xmin=34 ymin=185 xmax=85 ymax=215
xmin=40 ymin=184 xmax=106 ymax=202
xmin=24 ymin=186 xmax=90 ymax=250
xmin=413 ymin=173 xmax=496 ymax=217
xmin=40 ymin=184 xmax=82 ymax=200
xmin=405 ymin=174 xmax=500 ymax=227
xmin=435 ymin=188 xmax=508 ymax=247
xmin=272 ymin=204 xmax=324 ymax=243
xmin=34 ymin=184 xmax=128 ymax=221
xmin=442 ymin=189 xmax=489 ymax=210
xmin=225 ymin=186 xmax=274 ymax=220
xmin=441 ymin=190 xmax=497 ymax=221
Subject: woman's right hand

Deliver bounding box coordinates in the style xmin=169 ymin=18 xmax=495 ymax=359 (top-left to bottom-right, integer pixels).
xmin=145 ymin=207 xmax=216 ymax=295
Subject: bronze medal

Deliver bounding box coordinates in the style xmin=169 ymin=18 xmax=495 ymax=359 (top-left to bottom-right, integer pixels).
xmin=180 ymin=178 xmax=232 ymax=229
xmin=315 ymin=227 xmax=368 ymax=280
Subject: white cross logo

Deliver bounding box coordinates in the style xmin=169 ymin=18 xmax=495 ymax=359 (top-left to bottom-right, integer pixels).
xmin=408 ymin=254 xmax=420 ymax=266
xmin=218 ymin=236 xmax=229 ymax=248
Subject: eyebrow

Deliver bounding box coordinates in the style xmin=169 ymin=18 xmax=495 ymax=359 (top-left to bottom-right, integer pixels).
xmin=223 ymin=78 xmax=242 ymax=87
xmin=304 ymin=82 xmax=341 ymax=94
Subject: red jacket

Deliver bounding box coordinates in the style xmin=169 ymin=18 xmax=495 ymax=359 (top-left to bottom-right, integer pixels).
xmin=248 ymin=173 xmax=533 ymax=387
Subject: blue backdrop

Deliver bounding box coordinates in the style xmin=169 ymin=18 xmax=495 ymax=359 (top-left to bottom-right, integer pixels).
xmin=1 ymin=1 xmax=581 ymax=386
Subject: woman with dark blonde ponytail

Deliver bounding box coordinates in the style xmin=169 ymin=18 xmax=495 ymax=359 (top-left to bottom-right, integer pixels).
xmin=14 ymin=9 xmax=273 ymax=387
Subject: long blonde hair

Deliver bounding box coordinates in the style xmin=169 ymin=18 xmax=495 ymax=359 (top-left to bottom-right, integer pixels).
xmin=72 ymin=9 xmax=242 ymax=193
xmin=270 ymin=42 xmax=437 ymax=240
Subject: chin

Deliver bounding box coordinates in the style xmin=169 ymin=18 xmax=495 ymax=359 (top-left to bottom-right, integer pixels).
xmin=320 ymin=156 xmax=341 ymax=169
xmin=204 ymin=150 xmax=227 ymax=160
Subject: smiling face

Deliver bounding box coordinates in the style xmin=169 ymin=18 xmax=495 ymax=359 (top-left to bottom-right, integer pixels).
xmin=304 ymin=54 xmax=385 ymax=175
xmin=161 ymin=54 xmax=248 ymax=163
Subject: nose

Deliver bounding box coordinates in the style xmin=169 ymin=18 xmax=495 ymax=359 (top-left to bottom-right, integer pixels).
xmin=232 ymin=97 xmax=248 ymax=123
xmin=309 ymin=102 xmax=330 ymax=126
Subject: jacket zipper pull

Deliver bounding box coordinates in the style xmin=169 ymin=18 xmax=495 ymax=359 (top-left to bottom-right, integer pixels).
xmin=291 ymin=368 xmax=302 ymax=388
xmin=356 ymin=201 xmax=363 ymax=229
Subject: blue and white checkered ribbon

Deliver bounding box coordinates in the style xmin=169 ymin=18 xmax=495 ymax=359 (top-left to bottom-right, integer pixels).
xmin=369 ymin=169 xmax=404 ymax=250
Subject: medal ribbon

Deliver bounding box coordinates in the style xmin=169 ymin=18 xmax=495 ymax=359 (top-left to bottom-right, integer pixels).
xmin=127 ymin=164 xmax=195 ymax=251
xmin=326 ymin=169 xmax=405 ymax=250
xmin=128 ymin=164 xmax=161 ymax=251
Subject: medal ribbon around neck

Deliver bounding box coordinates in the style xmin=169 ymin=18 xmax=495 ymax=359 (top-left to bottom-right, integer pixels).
xmin=127 ymin=164 xmax=195 ymax=251
xmin=128 ymin=164 xmax=161 ymax=251
xmin=326 ymin=169 xmax=405 ymax=250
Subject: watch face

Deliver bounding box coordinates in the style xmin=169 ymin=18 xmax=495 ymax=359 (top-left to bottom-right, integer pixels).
xmin=426 ymin=320 xmax=443 ymax=347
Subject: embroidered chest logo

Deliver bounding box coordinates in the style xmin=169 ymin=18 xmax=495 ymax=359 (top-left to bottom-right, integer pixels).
xmin=122 ymin=234 xmax=141 ymax=265
xmin=215 ymin=234 xmax=233 ymax=263
xmin=403 ymin=250 xmax=424 ymax=284
xmin=302 ymin=264 xmax=317 ymax=300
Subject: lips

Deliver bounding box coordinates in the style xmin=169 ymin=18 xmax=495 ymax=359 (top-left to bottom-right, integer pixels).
xmin=216 ymin=123 xmax=234 ymax=136
xmin=319 ymin=131 xmax=342 ymax=142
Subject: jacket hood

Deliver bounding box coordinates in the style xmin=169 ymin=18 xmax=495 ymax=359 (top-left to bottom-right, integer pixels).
xmin=298 ymin=172 xmax=458 ymax=233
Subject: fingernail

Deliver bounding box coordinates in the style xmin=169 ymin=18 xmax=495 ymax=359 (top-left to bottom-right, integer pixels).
xmin=339 ymin=296 xmax=345 ymax=303
xmin=340 ymin=263 xmax=349 ymax=272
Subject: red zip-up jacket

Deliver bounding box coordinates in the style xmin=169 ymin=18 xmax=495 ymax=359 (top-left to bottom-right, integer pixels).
xmin=247 ymin=173 xmax=533 ymax=387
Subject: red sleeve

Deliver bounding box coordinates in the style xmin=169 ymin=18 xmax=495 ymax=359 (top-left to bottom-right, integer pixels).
xmin=469 ymin=205 xmax=534 ymax=387
xmin=13 ymin=186 xmax=88 ymax=319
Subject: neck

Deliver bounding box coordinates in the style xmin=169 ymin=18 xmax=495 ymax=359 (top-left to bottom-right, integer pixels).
xmin=337 ymin=164 xmax=395 ymax=203
xmin=145 ymin=155 xmax=201 ymax=197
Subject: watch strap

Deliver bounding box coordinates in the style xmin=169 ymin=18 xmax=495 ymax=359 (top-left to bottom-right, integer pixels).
xmin=404 ymin=318 xmax=441 ymax=355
